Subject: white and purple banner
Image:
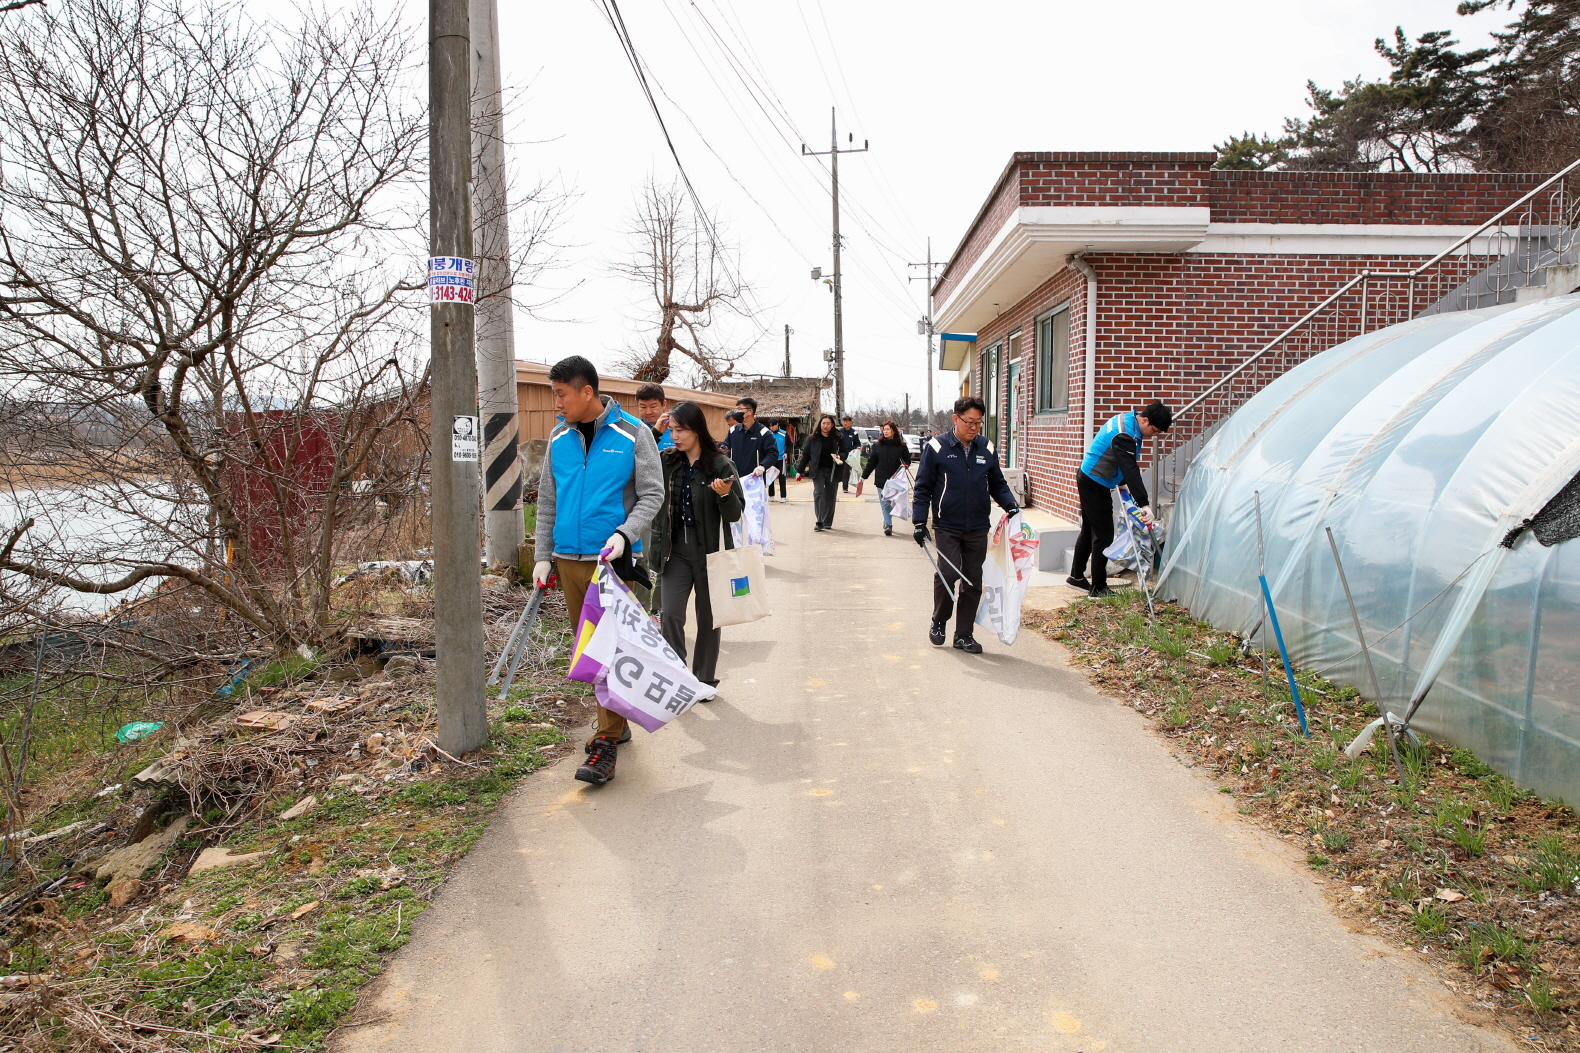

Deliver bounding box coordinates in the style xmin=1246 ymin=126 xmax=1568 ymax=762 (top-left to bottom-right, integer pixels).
xmin=568 ymin=562 xmax=715 ymax=732
xmin=733 ymin=471 xmax=775 ymax=555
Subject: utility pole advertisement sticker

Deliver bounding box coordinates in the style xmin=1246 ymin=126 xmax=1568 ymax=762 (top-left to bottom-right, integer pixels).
xmin=427 ymin=256 xmax=476 ymax=305
xmin=451 ymin=415 xmax=479 ymax=462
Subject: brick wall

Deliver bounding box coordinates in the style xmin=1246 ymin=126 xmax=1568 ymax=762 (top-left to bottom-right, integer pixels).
xmin=1018 ymin=153 xmax=1214 ymax=208
xmin=1209 ymin=171 xmax=1547 ymax=224
xmin=970 ymin=251 xmax=1440 ymax=522
xmin=937 ymin=158 xmax=1546 ymax=316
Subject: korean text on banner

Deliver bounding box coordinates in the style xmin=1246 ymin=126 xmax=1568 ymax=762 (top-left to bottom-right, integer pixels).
xmin=567 ymin=563 xmax=716 ymax=732
xmin=975 ymin=510 xmax=1039 ymax=646
xmin=737 ymin=472 xmax=775 ymax=555
xmin=427 ymin=256 xmax=476 ymax=306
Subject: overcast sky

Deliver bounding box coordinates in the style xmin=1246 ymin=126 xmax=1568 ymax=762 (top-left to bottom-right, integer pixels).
xmin=482 ymin=1 xmax=1511 ymax=408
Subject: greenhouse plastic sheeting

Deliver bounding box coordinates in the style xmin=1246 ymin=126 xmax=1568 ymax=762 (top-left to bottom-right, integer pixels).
xmin=1159 ymin=294 xmax=1580 ymax=805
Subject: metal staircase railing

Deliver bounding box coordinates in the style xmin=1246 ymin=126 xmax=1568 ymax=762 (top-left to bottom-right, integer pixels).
xmin=1149 ymin=157 xmax=1580 ymax=521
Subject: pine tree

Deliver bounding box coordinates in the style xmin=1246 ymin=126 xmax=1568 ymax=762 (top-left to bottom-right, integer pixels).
xmin=1214 ymin=2 xmax=1580 ymax=173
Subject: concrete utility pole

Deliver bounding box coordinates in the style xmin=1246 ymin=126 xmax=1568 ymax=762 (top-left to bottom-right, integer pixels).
xmin=471 ymin=0 xmax=522 ymax=568
xmin=803 ymin=109 xmax=866 ymax=419
xmin=909 ymin=237 xmax=943 ymax=431
xmin=430 ymin=0 xmax=486 ymax=754
xmin=783 ymin=324 xmax=793 ymax=377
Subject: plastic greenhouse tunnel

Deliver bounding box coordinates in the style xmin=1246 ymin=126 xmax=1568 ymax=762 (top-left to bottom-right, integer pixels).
xmin=1159 ymin=295 xmax=1580 ymax=807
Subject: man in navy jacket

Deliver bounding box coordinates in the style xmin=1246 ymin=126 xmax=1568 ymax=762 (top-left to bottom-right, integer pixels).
xmin=723 ymin=397 xmax=780 ymax=480
xmin=911 ymin=396 xmax=1019 ymax=654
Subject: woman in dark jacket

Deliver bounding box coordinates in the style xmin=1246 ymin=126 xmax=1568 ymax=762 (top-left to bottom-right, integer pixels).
xmin=648 ymin=402 xmax=744 ymax=687
xmin=856 ymin=420 xmax=911 ymax=536
xmin=797 ymin=414 xmax=845 ymax=531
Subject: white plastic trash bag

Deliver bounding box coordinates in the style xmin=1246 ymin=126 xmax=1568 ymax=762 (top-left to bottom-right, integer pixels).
xmin=975 ymin=510 xmax=1039 ymax=646
xmin=736 ymin=472 xmax=776 ymax=555
xmin=881 ymin=467 xmax=913 ymax=521
xmin=1103 ymin=487 xmax=1157 ymax=579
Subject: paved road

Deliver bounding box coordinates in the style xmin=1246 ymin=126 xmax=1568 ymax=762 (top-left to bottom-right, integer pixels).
xmin=339 ymin=491 xmax=1512 ymax=1053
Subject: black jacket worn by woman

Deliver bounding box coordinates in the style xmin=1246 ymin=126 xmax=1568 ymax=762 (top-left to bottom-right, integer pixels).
xmin=798 ymin=432 xmax=844 ymax=475
xmin=860 ymin=437 xmax=911 ymax=489
xmin=647 ymin=449 xmax=745 ymax=574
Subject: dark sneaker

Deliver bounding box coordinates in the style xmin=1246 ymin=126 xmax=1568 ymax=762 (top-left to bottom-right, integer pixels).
xmin=929 ymin=620 xmax=947 ymax=645
xmin=1065 ymin=574 xmax=1092 ymax=590
xmin=953 ymin=636 xmax=984 ymax=654
xmin=1087 ymin=585 xmax=1115 ymax=598
xmin=618 ymin=726 xmax=632 ymax=744
xmin=575 ymin=737 xmax=617 ymax=785
xmin=884 ymin=525 xmax=893 ymax=536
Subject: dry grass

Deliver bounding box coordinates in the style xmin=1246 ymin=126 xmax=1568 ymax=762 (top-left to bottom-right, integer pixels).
xmin=0 ymin=582 xmax=591 ymax=1052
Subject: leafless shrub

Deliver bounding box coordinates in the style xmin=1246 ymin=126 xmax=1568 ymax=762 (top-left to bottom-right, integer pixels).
xmin=0 ymin=0 xmax=429 ymax=653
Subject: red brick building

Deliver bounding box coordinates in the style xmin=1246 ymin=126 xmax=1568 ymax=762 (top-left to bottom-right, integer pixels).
xmin=931 ymin=152 xmax=1545 ymax=522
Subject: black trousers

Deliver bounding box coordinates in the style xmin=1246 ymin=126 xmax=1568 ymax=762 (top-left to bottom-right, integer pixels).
xmin=932 ymin=526 xmax=987 ymax=637
xmin=812 ymin=468 xmax=838 ymax=527
xmin=660 ymin=530 xmax=721 ymax=685
xmin=774 ymin=468 xmax=787 ymax=498
xmin=1071 ymin=470 xmax=1115 ymax=588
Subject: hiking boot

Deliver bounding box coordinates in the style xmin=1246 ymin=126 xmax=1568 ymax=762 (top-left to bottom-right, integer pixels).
xmin=1087 ymin=585 xmax=1115 ymax=598
xmin=1065 ymin=574 xmax=1092 ymax=590
xmin=928 ymin=620 xmax=947 ymax=646
xmin=585 ymin=726 xmax=632 ymax=751
xmin=953 ymin=636 xmax=984 ymax=655
xmin=575 ymin=737 xmax=617 ymax=785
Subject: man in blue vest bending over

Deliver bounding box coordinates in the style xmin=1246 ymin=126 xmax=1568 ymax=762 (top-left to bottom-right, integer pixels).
xmin=533 ymin=355 xmax=664 ymax=786
xmin=1069 ymin=400 xmax=1172 ymax=598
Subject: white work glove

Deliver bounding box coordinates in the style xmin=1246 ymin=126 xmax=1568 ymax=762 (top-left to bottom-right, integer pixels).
xmin=532 ymin=560 xmax=553 ymax=588
xmin=752 ymin=465 xmax=765 ymax=477
xmin=603 ymin=532 xmax=627 ymax=560
xmin=1138 ymin=506 xmax=1155 ymax=526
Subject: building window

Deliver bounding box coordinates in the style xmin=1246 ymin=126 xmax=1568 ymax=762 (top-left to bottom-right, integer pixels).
xmin=1035 ymin=304 xmax=1070 ymax=414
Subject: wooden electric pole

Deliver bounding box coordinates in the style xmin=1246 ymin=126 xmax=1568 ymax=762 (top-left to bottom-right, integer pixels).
xmin=910 ymin=237 xmax=943 ymax=432
xmin=471 ymin=0 xmax=522 ymax=568
xmin=803 ymin=109 xmax=866 ymax=419
xmin=430 ymin=0 xmax=486 ymax=754
xmin=783 ymin=324 xmax=793 ymax=377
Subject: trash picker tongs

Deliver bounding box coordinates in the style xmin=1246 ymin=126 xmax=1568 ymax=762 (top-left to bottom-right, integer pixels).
xmin=489 ymin=574 xmax=556 ymax=696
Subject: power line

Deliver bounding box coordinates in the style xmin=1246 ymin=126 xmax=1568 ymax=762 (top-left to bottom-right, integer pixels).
xmin=591 ymin=0 xmax=777 ymax=349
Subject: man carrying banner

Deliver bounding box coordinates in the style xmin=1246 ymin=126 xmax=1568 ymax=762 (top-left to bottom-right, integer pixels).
xmin=532 ymin=355 xmax=664 ymax=785
xmin=911 ymin=396 xmax=1019 ymax=654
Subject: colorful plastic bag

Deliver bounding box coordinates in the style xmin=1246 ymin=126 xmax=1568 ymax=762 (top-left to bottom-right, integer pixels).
xmin=975 ymin=510 xmax=1039 ymax=645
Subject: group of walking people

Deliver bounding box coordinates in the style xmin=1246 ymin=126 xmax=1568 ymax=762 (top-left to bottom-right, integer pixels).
xmin=532 ymin=353 xmax=1171 ymax=786
xmin=532 ymin=357 xmax=749 ymax=786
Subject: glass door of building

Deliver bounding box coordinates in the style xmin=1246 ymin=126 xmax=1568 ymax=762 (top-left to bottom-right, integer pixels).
xmin=982 ymin=342 xmax=1000 ymax=448
xmin=1006 ymin=360 xmax=1021 ymax=467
